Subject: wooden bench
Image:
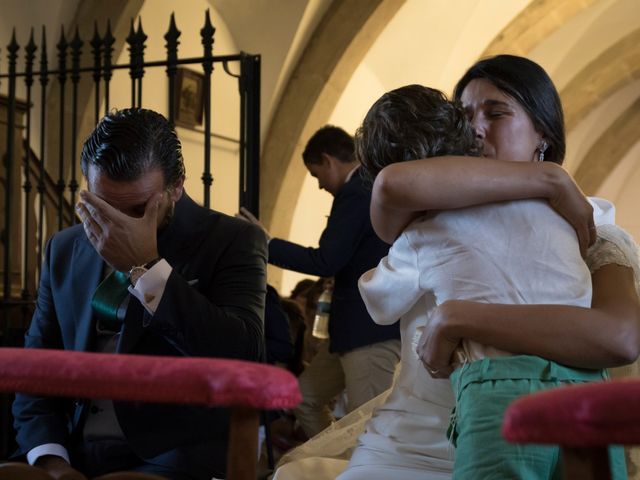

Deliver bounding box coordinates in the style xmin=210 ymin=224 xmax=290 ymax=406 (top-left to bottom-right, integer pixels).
xmin=503 ymin=378 xmax=640 ymax=479
xmin=0 ymin=347 xmax=301 ymax=480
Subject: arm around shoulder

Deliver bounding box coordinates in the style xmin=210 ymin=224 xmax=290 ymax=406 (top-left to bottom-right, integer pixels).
xmin=588 ymin=263 xmax=640 ymax=364
xmin=371 ymin=157 xmax=594 ymax=251
xmin=420 ymin=264 xmax=640 ymax=372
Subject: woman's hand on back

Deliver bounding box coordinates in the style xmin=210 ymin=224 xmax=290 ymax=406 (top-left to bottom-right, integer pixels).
xmin=416 ymin=301 xmax=464 ymax=378
xmin=544 ymin=163 xmax=596 ymax=257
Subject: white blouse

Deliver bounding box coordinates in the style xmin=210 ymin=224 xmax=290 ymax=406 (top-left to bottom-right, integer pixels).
xmin=360 ymin=199 xmax=591 ymax=364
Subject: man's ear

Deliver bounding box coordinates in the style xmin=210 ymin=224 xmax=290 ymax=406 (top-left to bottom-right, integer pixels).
xmin=169 ymin=177 xmax=185 ymax=202
xmin=320 ymin=153 xmax=335 ymax=168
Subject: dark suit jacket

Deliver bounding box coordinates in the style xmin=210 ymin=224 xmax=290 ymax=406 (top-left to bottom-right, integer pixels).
xmin=269 ymin=169 xmax=399 ymax=353
xmin=264 ymin=285 xmax=294 ymax=365
xmin=12 ymin=193 xmax=267 ymax=479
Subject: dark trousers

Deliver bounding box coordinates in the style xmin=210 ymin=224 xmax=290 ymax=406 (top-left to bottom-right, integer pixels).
xmin=70 ymin=439 xmax=205 ymax=480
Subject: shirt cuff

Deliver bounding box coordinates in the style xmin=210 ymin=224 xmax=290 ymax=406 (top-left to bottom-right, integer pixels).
xmin=27 ymin=443 xmax=70 ymax=465
xmin=128 ymin=258 xmax=172 ymax=314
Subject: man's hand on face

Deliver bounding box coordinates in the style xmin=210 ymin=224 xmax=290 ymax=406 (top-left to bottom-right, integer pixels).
xmin=35 ymin=455 xmax=87 ymax=480
xmin=76 ymin=190 xmax=162 ymax=272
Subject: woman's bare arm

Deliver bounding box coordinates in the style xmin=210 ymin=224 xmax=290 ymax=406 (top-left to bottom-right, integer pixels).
xmin=371 ymin=157 xmax=595 ymax=254
xmin=417 ymin=264 xmax=640 ymax=375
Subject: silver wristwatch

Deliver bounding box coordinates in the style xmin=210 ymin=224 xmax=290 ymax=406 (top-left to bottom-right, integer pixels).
xmin=128 ymin=257 xmax=161 ymax=287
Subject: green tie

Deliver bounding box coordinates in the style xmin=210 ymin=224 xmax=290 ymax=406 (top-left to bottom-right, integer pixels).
xmin=91 ymin=270 xmax=130 ymax=332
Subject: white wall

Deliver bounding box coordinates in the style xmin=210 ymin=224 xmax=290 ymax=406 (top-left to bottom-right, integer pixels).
xmin=280 ymin=0 xmax=533 ymax=296
xmin=107 ymin=0 xmax=242 ymax=214
xmin=279 ymin=63 xmax=387 ymax=298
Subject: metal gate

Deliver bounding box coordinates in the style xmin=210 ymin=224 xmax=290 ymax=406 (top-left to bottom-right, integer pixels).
xmin=0 ymin=10 xmax=261 ymax=458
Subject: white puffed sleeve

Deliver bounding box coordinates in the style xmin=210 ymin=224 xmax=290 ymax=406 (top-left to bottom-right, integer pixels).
xmin=587 ymin=224 xmax=640 ymax=299
xmin=358 ymin=231 xmax=422 ymax=325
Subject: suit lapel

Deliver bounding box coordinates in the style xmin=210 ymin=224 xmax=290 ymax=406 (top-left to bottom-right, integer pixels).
xmin=71 ymin=234 xmax=103 ymax=351
xmin=157 ymin=193 xmax=211 ymax=276
xmin=117 ymin=296 xmax=145 ymax=353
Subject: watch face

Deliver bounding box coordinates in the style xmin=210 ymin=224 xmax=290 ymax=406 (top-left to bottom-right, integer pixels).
xmin=129 ymin=266 xmax=147 ymax=286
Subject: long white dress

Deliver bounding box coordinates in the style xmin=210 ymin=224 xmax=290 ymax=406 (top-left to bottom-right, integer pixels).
xmin=272 ymin=197 xmax=640 ymax=480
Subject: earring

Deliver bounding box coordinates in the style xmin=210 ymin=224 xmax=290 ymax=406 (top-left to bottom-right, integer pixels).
xmin=538 ymin=140 xmax=548 ymax=162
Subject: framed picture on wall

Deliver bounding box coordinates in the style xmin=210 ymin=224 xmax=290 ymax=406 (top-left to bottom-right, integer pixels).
xmin=174 ymin=68 xmax=204 ymax=128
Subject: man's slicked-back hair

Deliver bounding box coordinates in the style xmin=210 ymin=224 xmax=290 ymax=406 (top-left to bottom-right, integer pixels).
xmin=302 ymin=125 xmax=355 ymax=165
xmin=356 ymin=84 xmax=480 ymax=185
xmin=453 ymin=54 xmax=565 ymax=165
xmin=80 ymin=108 xmax=186 ymax=186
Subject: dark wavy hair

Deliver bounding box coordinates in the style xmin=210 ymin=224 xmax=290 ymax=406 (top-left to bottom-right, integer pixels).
xmin=80 ymin=108 xmax=186 ymax=186
xmin=356 ymin=84 xmax=480 ymax=184
xmin=453 ymin=54 xmax=565 ymax=165
xmin=303 ymin=125 xmax=355 ymax=165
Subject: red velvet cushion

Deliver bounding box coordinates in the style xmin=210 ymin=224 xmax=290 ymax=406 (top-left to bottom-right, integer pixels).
xmin=0 ymin=348 xmax=301 ymax=410
xmin=502 ymin=379 xmax=640 ymax=447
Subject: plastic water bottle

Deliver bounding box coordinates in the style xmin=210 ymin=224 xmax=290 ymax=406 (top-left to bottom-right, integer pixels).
xmin=312 ymin=286 xmax=332 ymax=339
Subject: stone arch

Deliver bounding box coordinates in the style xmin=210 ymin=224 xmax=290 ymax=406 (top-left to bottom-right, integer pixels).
xmin=560 ymin=27 xmax=640 ymax=131
xmin=559 ymin=27 xmax=640 ymax=193
xmin=478 ymin=1 xmax=640 ymax=197
xmin=481 ymin=0 xmax=598 ymax=58
xmin=258 ymin=0 xmax=604 ymax=236
xmin=259 ymin=0 xmax=405 ymax=236
xmin=259 ymin=0 xmax=605 ymax=238
xmin=573 ymin=96 xmax=640 ymax=195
